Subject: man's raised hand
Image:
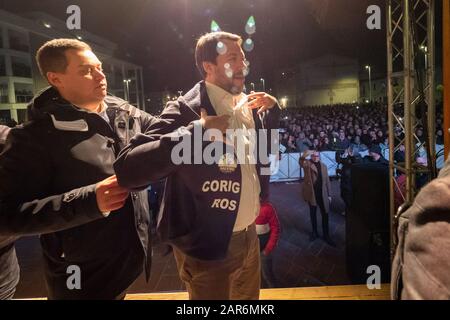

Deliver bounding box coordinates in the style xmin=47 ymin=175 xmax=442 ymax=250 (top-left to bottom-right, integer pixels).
xmin=247 ymin=92 xmax=278 ymax=114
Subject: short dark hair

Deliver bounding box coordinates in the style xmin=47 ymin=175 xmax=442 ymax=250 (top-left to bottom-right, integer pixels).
xmin=36 ymin=38 xmax=92 ymax=81
xmin=195 ymin=31 xmax=242 ymax=78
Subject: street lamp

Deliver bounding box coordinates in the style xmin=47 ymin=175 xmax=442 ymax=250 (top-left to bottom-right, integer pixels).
xmin=250 ymin=82 xmax=255 ymax=91
xmin=260 ymin=78 xmax=265 ymax=92
xmin=178 ymin=90 xmax=183 ymax=96
xmin=280 ymin=97 xmax=288 ymax=109
xmin=365 ymin=65 xmax=372 ymax=103
xmin=420 ymin=45 xmax=428 ymax=70
xmin=123 ymin=79 xmax=131 ymax=101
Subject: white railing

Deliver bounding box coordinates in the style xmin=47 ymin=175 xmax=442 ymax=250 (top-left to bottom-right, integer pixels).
xmin=270 ymin=145 xmax=445 ymax=182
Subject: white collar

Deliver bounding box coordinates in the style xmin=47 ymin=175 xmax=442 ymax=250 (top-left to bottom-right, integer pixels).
xmin=205 ymin=81 xmax=245 ymax=112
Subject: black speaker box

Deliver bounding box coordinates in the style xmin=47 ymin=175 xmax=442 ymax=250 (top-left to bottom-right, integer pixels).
xmin=346 ymin=162 xmax=391 ymax=284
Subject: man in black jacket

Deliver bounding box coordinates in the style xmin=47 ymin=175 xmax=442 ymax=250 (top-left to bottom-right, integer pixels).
xmin=0 ymin=39 xmax=153 ymax=299
xmin=336 ymin=146 xmax=362 ymax=215
xmin=366 ymin=144 xmax=389 ymax=165
xmin=114 ymin=31 xmax=280 ymax=300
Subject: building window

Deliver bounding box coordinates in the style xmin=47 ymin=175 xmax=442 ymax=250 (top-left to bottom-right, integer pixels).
xmin=14 ymin=83 xmax=33 ymax=103
xmin=8 ymin=29 xmax=29 ymax=52
xmin=0 ymin=110 xmax=11 ymax=124
xmin=17 ymin=109 xmax=28 ymax=124
xmin=103 ymin=64 xmax=125 ymax=98
xmin=0 ymin=27 xmax=3 ymax=49
xmin=137 ymin=69 xmax=143 ymax=107
xmin=102 ymin=62 xmax=112 ymax=81
xmin=112 ymin=65 xmax=124 ymax=90
xmin=11 ymin=56 xmax=31 ymax=78
xmin=0 ymin=55 xmax=6 ymax=76
xmin=0 ymin=82 xmax=8 ymax=103
xmin=125 ymin=69 xmax=137 ymax=105
xmin=126 ymin=68 xmax=136 ymax=79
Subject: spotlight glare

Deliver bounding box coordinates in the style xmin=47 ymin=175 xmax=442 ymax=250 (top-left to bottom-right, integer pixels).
xmin=245 ymin=16 xmax=256 ymax=35
xmin=211 ymin=20 xmax=221 ymax=32
xmin=216 ymin=41 xmax=227 ymax=55
xmin=243 ymin=38 xmax=254 ymax=52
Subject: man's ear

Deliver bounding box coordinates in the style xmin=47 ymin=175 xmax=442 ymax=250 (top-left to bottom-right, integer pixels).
xmin=202 ymin=61 xmax=215 ymax=77
xmin=46 ymin=72 xmax=63 ymax=88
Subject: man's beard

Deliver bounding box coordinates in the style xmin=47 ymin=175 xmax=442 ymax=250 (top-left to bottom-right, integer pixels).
xmin=232 ymin=78 xmax=246 ymax=94
xmin=230 ymin=84 xmax=243 ymax=95
xmin=221 ymin=73 xmax=245 ymax=95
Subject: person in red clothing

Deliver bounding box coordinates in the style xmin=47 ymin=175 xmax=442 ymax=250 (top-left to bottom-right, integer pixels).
xmin=256 ymin=199 xmax=281 ymax=288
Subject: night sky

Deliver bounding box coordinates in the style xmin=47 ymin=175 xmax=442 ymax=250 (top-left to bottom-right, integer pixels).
xmin=0 ymin=0 xmax=398 ymax=93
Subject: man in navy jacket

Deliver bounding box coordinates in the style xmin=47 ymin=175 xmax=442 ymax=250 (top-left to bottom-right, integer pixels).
xmin=115 ymin=31 xmax=280 ymax=300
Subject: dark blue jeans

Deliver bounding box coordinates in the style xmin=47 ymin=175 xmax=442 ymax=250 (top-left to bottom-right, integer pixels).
xmin=258 ymin=233 xmax=277 ymax=288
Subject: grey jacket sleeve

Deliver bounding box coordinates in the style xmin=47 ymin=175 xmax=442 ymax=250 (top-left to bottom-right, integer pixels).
xmin=0 ymin=126 xmax=105 ymax=237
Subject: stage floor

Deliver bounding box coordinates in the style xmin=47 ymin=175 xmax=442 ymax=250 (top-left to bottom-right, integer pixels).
xmin=125 ymin=284 xmax=390 ymax=300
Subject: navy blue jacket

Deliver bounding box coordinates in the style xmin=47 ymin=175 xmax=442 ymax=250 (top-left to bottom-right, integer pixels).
xmin=115 ymin=81 xmax=280 ymax=260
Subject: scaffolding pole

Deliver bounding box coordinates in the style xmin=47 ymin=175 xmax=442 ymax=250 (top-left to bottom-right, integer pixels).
xmin=387 ymin=0 xmax=436 ymax=258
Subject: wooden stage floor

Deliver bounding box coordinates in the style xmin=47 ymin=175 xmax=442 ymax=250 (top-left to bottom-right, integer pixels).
xmin=124 ymin=284 xmax=390 ymax=300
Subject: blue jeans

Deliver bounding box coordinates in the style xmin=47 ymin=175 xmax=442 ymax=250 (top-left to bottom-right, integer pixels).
xmin=258 ymin=233 xmax=277 ymax=288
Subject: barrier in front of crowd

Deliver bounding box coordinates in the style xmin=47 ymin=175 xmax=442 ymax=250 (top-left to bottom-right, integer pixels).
xmin=269 ymin=145 xmax=445 ymax=182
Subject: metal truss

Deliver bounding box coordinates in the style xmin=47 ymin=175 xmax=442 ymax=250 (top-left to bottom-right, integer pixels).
xmin=387 ymin=0 xmax=436 ymax=254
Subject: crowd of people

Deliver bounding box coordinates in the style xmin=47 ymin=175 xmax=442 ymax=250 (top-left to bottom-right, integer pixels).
xmin=279 ymin=102 xmax=445 ymax=232
xmin=278 ymin=102 xmax=445 ymax=157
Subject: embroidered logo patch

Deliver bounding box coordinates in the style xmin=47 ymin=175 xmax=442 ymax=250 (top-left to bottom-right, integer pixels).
xmin=218 ymin=153 xmax=237 ymax=174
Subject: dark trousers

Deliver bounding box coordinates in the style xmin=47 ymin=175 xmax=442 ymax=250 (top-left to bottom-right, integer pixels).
xmin=258 ymin=233 xmax=277 ymax=288
xmin=309 ymin=196 xmax=330 ymax=238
